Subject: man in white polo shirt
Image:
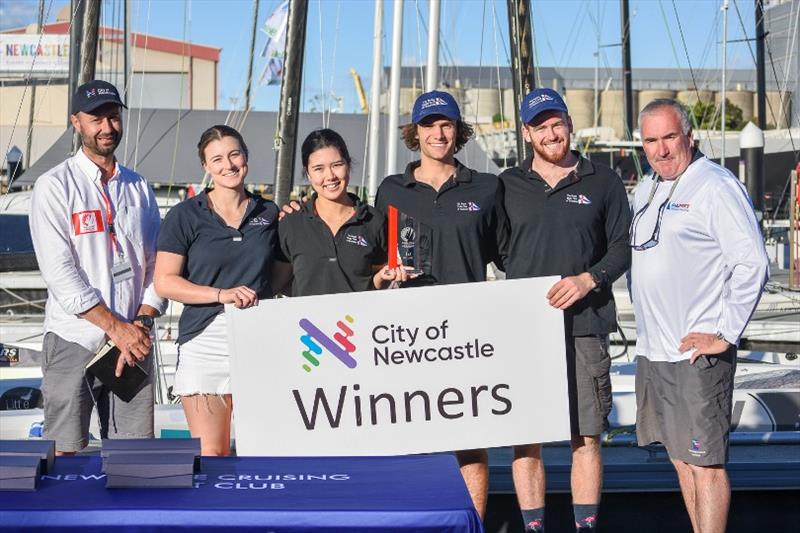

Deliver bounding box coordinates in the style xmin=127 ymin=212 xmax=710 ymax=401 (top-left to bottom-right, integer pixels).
xmin=629 ymin=99 xmax=768 ymax=533
xmin=29 ymin=80 xmax=165 ymax=454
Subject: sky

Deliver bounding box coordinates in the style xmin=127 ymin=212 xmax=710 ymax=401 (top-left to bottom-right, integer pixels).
xmin=0 ymin=0 xmax=764 ymax=113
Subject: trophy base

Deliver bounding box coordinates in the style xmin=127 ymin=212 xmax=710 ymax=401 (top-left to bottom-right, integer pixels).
xmin=400 ymin=274 xmax=438 ymax=288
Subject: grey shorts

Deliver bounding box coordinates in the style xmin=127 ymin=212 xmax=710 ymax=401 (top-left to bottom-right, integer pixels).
xmin=41 ymin=332 xmax=154 ymax=452
xmin=566 ymin=335 xmax=612 ymax=436
xmin=635 ymin=348 xmax=737 ymax=466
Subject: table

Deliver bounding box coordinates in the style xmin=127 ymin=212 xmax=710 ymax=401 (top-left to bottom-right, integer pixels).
xmin=0 ymin=454 xmax=482 ymax=532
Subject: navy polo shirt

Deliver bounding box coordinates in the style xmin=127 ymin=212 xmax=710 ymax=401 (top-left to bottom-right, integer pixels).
xmin=375 ymin=159 xmax=505 ymax=285
xmin=157 ymin=190 xmax=280 ymax=344
xmin=278 ymin=193 xmax=387 ymax=296
xmin=498 ymin=152 xmax=631 ymax=336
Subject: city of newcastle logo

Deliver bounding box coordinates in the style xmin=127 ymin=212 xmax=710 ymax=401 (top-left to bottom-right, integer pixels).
xmin=299 ymin=315 xmax=357 ymax=372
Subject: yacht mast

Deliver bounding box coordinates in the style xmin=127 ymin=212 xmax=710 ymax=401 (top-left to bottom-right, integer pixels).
xmin=386 ymin=0 xmax=404 ymax=177
xmin=273 ymin=0 xmax=309 ymax=207
xmin=244 ymin=0 xmax=260 ymax=112
xmin=620 ymin=0 xmax=633 ymax=139
xmin=721 ymin=0 xmax=729 ymax=167
xmin=506 ymin=0 xmax=535 ymax=163
xmin=425 ymin=0 xmax=440 ymax=92
xmin=755 ymin=0 xmax=767 ymax=130
xmin=367 ymin=0 xmax=384 ymax=204
xmin=72 ymin=0 xmax=101 ymax=153
xmin=24 ymin=0 xmax=45 ymax=170
xmin=67 ymin=0 xmax=85 ymax=126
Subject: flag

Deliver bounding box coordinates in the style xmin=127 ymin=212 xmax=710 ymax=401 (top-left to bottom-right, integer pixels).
xmin=259 ymin=0 xmax=289 ymax=86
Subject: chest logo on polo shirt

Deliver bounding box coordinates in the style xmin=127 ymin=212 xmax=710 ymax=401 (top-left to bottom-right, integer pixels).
xmin=345 ymin=233 xmax=369 ymax=247
xmin=249 ymin=216 xmax=273 ymax=226
xmin=456 ymin=202 xmax=481 ymax=212
xmin=71 ymin=210 xmax=104 ymax=235
xmin=667 ymin=202 xmax=690 ymax=211
xmin=565 ymin=194 xmax=592 ymax=205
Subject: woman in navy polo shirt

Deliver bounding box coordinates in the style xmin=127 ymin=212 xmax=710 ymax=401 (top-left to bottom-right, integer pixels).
xmin=154 ymin=125 xmax=280 ymax=456
xmin=277 ymin=128 xmax=406 ymax=295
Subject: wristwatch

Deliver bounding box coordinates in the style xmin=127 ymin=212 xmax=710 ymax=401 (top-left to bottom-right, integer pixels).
xmin=589 ymin=270 xmax=606 ymax=292
xmin=134 ymin=315 xmax=155 ymax=331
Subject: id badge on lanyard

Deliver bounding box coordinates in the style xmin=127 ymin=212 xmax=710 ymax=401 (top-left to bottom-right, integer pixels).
xmin=100 ymin=184 xmax=134 ymax=283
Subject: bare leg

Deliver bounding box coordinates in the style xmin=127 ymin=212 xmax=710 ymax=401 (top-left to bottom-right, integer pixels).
xmin=512 ymin=443 xmax=546 ymax=509
xmin=55 ymin=451 xmax=77 ymax=457
xmin=571 ymin=435 xmax=602 ymax=503
xmin=456 ymin=448 xmax=489 ymax=520
xmin=672 ymin=459 xmax=699 ymax=532
xmin=691 ymin=464 xmax=730 ymax=533
xmin=181 ymin=394 xmax=233 ymax=456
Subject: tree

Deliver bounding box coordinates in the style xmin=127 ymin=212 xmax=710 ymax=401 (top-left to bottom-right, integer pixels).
xmin=687 ymin=99 xmax=746 ymax=131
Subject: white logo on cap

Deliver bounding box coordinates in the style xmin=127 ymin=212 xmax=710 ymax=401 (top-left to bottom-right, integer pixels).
xmin=421 ymin=97 xmax=448 ymax=110
xmin=528 ymin=94 xmax=555 ymax=108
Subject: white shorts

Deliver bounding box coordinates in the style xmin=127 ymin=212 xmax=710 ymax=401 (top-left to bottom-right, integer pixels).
xmin=173 ymin=312 xmax=230 ymax=396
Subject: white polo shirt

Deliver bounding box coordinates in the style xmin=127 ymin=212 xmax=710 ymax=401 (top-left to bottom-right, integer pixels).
xmin=628 ymin=154 xmax=769 ymax=363
xmin=29 ymin=148 xmax=166 ymax=352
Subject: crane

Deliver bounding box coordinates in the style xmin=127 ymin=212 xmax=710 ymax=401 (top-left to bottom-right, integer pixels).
xmin=350 ymin=68 xmax=369 ymax=114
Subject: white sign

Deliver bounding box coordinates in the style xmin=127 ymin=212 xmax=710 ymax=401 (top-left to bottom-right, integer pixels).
xmin=228 ymin=277 xmax=570 ymax=456
xmin=0 ymin=35 xmax=70 ymax=73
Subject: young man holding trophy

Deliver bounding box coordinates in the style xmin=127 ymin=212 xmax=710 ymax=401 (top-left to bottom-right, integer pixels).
xmin=375 ymin=90 xmax=507 ymax=517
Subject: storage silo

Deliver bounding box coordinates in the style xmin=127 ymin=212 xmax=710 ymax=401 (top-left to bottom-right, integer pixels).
xmin=502 ymin=88 xmax=516 ymax=125
xmin=463 ymin=88 xmax=502 ymax=124
xmin=599 ymin=90 xmax=637 ymax=139
xmin=677 ymin=89 xmax=714 ymax=107
xmin=716 ymin=89 xmax=754 ymax=121
xmin=638 ymin=90 xmax=678 ymax=113
xmin=564 ymin=89 xmax=594 ymax=131
xmin=399 ymin=88 xmax=422 ymax=115
xmin=760 ymin=91 xmax=792 ymax=129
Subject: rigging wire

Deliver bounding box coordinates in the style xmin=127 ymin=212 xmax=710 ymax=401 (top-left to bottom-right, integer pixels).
xmin=132 ymin=0 xmax=153 ymax=171
xmin=317 ymin=0 xmax=326 ymax=124
xmin=490 ymin=0 xmax=504 ymax=171
xmin=1 ymin=0 xmax=61 ymax=193
xmin=325 ymin=0 xmax=342 ymax=126
xmin=731 ymin=0 xmax=797 ymax=151
xmin=669 ymin=0 xmax=717 ymax=158
xmin=166 ymin=0 xmax=191 ymax=201
xmin=414 ymin=0 xmax=426 ymax=91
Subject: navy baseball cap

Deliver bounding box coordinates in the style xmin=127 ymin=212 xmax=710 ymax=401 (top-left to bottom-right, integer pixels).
xmin=411 ymin=90 xmax=461 ymax=124
xmin=520 ymin=88 xmax=568 ymax=124
xmin=71 ymin=80 xmax=127 ymax=115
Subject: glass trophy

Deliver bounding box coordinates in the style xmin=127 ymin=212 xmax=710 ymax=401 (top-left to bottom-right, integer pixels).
xmin=387 ymin=205 xmax=434 ymax=284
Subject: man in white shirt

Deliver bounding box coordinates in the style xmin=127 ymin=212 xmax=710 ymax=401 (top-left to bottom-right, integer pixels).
xmin=630 ymin=99 xmax=768 ymax=533
xmin=29 ymin=80 xmax=165 ymax=454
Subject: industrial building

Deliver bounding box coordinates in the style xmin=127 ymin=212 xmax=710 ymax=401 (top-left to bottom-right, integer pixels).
xmin=0 ymin=5 xmax=219 ymax=170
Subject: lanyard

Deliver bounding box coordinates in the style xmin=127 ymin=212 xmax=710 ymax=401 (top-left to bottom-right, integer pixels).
xmin=98 ymin=183 xmax=122 ymax=257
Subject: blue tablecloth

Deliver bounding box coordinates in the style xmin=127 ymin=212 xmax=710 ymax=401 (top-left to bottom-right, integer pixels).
xmin=0 ymin=454 xmax=482 ymax=532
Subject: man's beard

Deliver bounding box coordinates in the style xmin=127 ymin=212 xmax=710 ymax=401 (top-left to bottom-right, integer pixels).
xmin=83 ymin=132 xmax=120 ymax=156
xmin=532 ymin=139 xmax=569 ymax=164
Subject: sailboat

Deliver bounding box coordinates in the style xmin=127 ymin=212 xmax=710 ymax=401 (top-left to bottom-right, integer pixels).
xmin=0 ymin=1 xmax=798 ymax=458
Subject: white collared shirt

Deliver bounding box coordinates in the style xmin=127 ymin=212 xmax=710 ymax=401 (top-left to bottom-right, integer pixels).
xmin=628 ymin=155 xmax=769 ymax=362
xmin=29 ymin=148 xmax=166 ymax=351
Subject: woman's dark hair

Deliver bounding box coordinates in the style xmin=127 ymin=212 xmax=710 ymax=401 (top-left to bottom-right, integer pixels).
xmin=301 ymin=128 xmax=352 ymax=168
xmin=197 ymin=125 xmax=249 ymax=164
xmin=400 ymin=119 xmax=474 ymax=153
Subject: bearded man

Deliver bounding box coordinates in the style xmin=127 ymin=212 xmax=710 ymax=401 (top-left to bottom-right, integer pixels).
xmin=29 ymin=80 xmax=164 ymax=454
xmin=497 ymin=88 xmax=631 ymax=533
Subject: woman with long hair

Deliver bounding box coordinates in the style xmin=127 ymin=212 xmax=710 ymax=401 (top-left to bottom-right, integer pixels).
xmin=276 ymin=128 xmax=405 ymax=295
xmin=154 ymin=125 xmax=280 ymax=456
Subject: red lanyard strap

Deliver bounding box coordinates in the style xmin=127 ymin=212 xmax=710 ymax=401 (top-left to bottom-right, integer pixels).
xmin=99 ymin=186 xmax=120 ymax=254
